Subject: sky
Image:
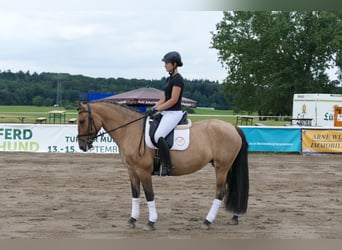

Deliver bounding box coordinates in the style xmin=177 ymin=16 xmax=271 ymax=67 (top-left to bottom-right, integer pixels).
xmin=0 ymin=1 xmax=227 ymax=82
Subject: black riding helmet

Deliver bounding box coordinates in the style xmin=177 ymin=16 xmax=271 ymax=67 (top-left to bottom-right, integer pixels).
xmin=162 ymin=51 xmax=183 ymax=67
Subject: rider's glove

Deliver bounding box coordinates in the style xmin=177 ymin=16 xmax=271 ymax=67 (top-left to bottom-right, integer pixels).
xmin=146 ymin=107 xmax=158 ymax=117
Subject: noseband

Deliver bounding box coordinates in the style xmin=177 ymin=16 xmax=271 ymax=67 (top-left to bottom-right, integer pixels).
xmin=77 ymin=103 xmax=98 ymax=150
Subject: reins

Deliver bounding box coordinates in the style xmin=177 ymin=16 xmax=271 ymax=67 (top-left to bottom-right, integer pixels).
xmin=95 ymin=115 xmax=147 ymax=139
xmin=77 ymin=103 xmax=148 ymax=156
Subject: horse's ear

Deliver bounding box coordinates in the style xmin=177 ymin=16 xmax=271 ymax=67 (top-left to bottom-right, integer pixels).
xmin=77 ymin=100 xmax=85 ymax=111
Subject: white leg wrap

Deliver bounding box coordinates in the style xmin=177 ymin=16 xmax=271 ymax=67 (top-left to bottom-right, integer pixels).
xmin=205 ymin=199 xmax=222 ymax=223
xmin=147 ymin=200 xmax=158 ymax=223
xmin=131 ymin=198 xmax=140 ymax=220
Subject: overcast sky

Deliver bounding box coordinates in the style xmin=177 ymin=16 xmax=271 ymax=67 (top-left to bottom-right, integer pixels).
xmin=0 ymin=1 xmax=227 ymax=82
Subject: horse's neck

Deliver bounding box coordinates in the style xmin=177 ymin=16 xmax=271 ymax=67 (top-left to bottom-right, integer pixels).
xmin=97 ymin=103 xmax=143 ymax=144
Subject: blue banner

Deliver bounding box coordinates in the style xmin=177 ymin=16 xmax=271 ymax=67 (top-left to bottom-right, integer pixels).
xmin=240 ymin=127 xmax=301 ymax=152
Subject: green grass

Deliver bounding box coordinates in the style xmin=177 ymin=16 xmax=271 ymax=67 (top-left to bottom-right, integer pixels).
xmin=0 ymin=105 xmax=288 ymax=126
xmin=0 ymin=105 xmax=78 ymax=124
xmin=187 ymin=108 xmax=288 ymax=126
xmin=189 ymin=108 xmax=289 ymax=126
xmin=191 ymin=108 xmax=235 ymax=115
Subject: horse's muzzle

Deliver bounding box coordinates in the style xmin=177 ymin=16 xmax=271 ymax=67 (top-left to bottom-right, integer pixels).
xmin=78 ymin=136 xmax=94 ymax=152
xmin=79 ymin=143 xmax=93 ymax=152
xmin=79 ymin=144 xmax=88 ymax=152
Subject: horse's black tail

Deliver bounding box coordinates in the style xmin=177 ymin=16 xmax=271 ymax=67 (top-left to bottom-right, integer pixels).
xmin=224 ymin=126 xmax=249 ymax=214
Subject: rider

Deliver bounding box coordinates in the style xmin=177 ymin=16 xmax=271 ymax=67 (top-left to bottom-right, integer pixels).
xmin=147 ymin=51 xmax=185 ymax=176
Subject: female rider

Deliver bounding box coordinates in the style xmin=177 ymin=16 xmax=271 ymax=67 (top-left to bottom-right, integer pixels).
xmin=148 ymin=51 xmax=185 ymax=176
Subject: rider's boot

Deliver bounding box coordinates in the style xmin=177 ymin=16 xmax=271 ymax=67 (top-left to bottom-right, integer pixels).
xmin=157 ymin=137 xmax=173 ymax=176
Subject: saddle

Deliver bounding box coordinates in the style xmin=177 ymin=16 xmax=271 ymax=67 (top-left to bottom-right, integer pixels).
xmin=145 ymin=112 xmax=191 ymax=151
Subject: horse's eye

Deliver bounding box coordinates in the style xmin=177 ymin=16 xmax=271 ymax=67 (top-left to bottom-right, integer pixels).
xmin=79 ymin=120 xmax=85 ymax=125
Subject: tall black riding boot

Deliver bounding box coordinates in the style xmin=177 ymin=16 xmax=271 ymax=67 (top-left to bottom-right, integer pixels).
xmin=157 ymin=137 xmax=173 ymax=176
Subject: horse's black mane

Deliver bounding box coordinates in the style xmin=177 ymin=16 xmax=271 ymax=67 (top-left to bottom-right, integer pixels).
xmin=89 ymin=100 xmax=145 ymax=114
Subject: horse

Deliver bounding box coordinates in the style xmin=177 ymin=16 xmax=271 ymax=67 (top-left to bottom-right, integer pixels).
xmin=77 ymin=100 xmax=249 ymax=230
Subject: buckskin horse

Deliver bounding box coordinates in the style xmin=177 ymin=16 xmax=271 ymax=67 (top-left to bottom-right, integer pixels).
xmin=77 ymin=101 xmax=249 ymax=230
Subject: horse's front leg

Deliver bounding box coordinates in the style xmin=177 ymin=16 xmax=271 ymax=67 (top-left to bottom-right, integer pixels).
xmin=140 ymin=170 xmax=157 ymax=231
xmin=127 ymin=170 xmax=141 ymax=229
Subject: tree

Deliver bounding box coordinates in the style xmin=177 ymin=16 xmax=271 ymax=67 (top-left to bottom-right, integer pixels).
xmin=211 ymin=11 xmax=342 ymax=115
xmin=32 ymin=96 xmax=44 ymax=106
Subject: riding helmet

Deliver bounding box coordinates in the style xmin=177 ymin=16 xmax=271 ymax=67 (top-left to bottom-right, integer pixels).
xmin=162 ymin=51 xmax=183 ymax=67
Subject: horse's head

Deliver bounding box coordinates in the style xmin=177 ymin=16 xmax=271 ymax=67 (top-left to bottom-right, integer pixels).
xmin=77 ymin=101 xmax=101 ymax=152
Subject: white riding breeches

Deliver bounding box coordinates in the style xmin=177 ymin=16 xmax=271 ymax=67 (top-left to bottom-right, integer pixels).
xmin=154 ymin=110 xmax=184 ymax=143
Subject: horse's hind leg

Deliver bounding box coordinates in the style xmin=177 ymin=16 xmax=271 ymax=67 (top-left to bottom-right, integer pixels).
xmin=202 ymin=162 xmax=230 ymax=230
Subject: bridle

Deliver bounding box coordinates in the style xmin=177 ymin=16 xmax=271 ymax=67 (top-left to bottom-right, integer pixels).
xmin=77 ymin=103 xmax=148 ymax=154
xmin=77 ymin=103 xmax=98 ymax=150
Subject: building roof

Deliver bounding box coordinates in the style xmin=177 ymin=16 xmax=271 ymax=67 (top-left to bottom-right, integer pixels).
xmin=102 ymin=87 xmax=197 ymax=107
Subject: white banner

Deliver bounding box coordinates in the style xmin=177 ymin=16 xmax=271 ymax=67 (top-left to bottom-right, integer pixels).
xmin=0 ymin=124 xmax=119 ymax=153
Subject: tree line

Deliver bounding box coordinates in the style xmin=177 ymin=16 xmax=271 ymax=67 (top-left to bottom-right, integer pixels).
xmin=211 ymin=11 xmax=342 ymax=116
xmin=0 ymin=70 xmax=230 ymax=110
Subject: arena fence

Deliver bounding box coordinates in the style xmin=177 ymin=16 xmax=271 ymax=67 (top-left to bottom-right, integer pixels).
xmin=0 ymin=124 xmax=342 ymax=154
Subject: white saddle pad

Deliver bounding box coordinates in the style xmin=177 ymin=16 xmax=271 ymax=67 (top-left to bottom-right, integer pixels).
xmin=145 ymin=117 xmax=192 ymax=151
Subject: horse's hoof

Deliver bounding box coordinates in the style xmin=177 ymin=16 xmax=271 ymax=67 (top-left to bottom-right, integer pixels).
xmin=126 ymin=217 xmax=136 ymax=229
xmin=227 ymin=215 xmax=239 ymax=225
xmin=201 ymin=220 xmax=211 ymax=230
xmin=144 ymin=221 xmax=156 ymax=231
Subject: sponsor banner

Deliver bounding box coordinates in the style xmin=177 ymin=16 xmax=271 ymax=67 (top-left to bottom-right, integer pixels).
xmin=302 ymin=129 xmax=342 ymax=154
xmin=8 ymin=124 xmax=342 ymax=154
xmin=0 ymin=124 xmax=119 ymax=153
xmin=240 ymin=127 xmax=301 ymax=152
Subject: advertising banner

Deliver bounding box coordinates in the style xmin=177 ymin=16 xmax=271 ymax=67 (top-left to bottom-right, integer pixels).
xmin=0 ymin=124 xmax=119 ymax=153
xmin=240 ymin=127 xmax=301 ymax=152
xmin=5 ymin=124 xmax=337 ymax=154
xmin=302 ymin=129 xmax=342 ymax=154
